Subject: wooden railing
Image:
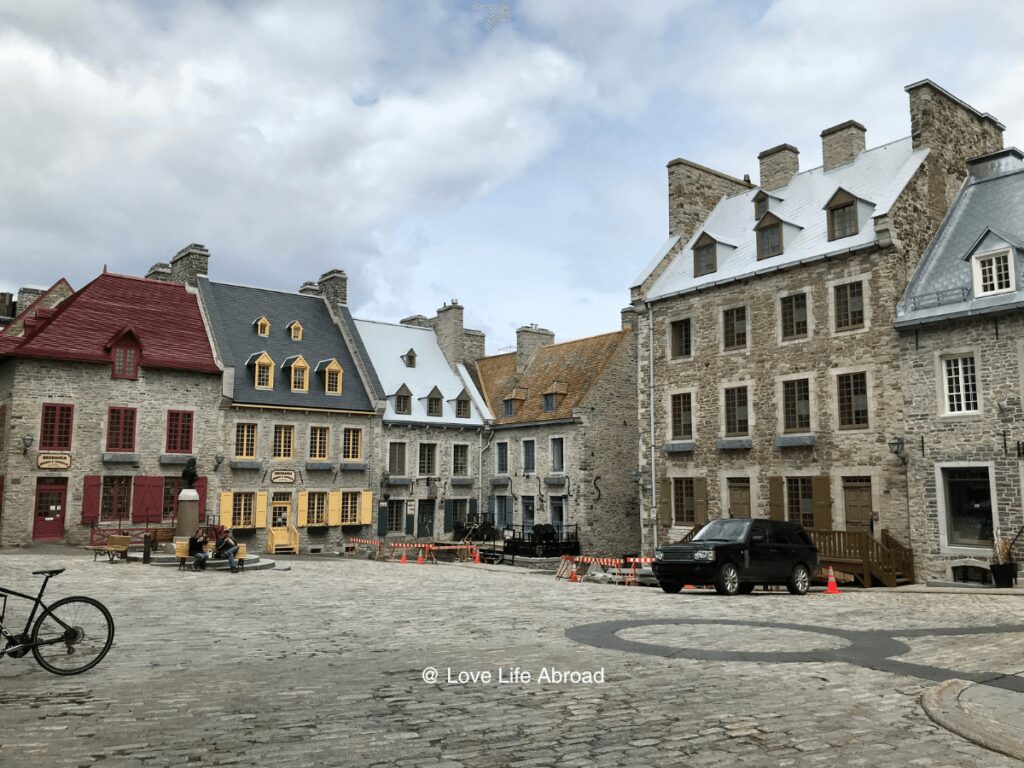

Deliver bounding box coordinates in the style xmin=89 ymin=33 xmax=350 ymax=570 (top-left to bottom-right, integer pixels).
xmin=808 ymin=528 xmax=914 ymax=588
xmin=673 ymin=524 xmax=704 ymax=545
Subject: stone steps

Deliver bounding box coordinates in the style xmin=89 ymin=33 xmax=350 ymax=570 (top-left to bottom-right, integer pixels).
xmin=126 ymin=552 xmax=279 ymax=571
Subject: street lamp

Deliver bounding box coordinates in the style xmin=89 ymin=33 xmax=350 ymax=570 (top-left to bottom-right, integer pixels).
xmin=21 ymin=435 xmax=33 ymax=455
xmin=888 ymin=436 xmax=906 ymax=463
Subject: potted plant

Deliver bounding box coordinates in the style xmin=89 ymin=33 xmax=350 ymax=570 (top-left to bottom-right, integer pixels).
xmin=990 ymin=531 xmax=1018 ymax=588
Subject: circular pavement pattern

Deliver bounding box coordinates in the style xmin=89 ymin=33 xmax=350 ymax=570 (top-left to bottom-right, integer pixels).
xmin=618 ymin=622 xmax=851 ymax=654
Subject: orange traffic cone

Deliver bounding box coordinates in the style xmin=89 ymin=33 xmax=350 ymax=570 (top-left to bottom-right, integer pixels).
xmin=684 ymin=584 xmax=695 ymax=590
xmin=473 ymin=547 xmax=481 ymax=565
xmin=825 ymin=566 xmax=841 ymax=594
xmin=400 ymin=551 xmax=407 ymax=564
xmin=416 ymin=550 xmax=424 ymax=565
xmin=569 ymin=567 xmax=579 ymax=582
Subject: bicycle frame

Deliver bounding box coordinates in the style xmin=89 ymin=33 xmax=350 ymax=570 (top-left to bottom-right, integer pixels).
xmin=0 ymin=576 xmax=72 ymax=655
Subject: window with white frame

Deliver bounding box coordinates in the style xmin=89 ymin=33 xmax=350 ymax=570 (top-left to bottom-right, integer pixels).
xmin=724 ymin=386 xmax=749 ymax=436
xmin=723 ymin=307 xmax=747 ymax=351
xmin=670 ymin=392 xmax=693 ymax=440
xmin=973 ymin=249 xmax=1013 ymax=296
xmin=782 ymin=378 xmax=811 ymax=432
xmin=496 ymin=442 xmax=508 ymax=474
xmin=943 ymin=355 xmax=979 ymax=414
xmin=522 ymin=440 xmax=535 ymax=474
xmin=550 ymin=437 xmax=564 ymax=472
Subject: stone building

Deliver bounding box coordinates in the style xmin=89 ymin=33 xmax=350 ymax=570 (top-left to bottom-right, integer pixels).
xmin=0 ymin=279 xmax=74 ymax=336
xmin=0 ymin=272 xmax=221 ymax=547
xmin=194 ymin=262 xmax=382 ymax=555
xmin=631 ymin=80 xmax=1004 ymax=564
xmin=896 ymin=147 xmax=1024 ymax=581
xmin=353 ymin=302 xmax=491 ymax=541
xmin=472 ymin=322 xmax=640 ymax=556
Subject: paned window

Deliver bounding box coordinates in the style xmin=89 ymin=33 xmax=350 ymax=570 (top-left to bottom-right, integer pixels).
xmin=671 ymin=392 xmax=693 ymax=440
xmin=342 ymin=428 xmax=361 ymax=460
xmin=551 ymin=437 xmax=564 ymax=472
xmin=307 ymin=492 xmax=327 ymax=525
xmin=162 ymin=478 xmax=181 ymax=522
xmin=503 ymin=399 xmax=515 ymax=417
xmin=694 ymin=242 xmax=716 ymax=276
xmin=395 ymin=394 xmax=411 ymax=414
xmin=166 ymin=411 xmax=193 ymax=454
xmin=388 ymin=442 xmax=406 ymax=475
xmin=112 ymin=345 xmax=139 ymax=380
xmin=757 ymin=223 xmax=783 ymax=258
xmin=522 ymin=440 xmax=535 ymax=474
xmin=829 ymin=202 xmax=858 ymax=240
xmin=837 ymin=372 xmax=869 ymax=429
xmin=235 ymin=423 xmax=257 ymax=458
xmin=40 ymin=404 xmax=73 ymax=451
xmin=309 ymin=426 xmax=329 ymax=459
xmin=673 ymin=478 xmax=695 ymax=525
xmin=326 ymin=369 xmax=341 ymax=395
xmin=456 ymin=399 xmax=470 ymax=418
xmin=418 ymin=443 xmax=437 ymax=476
xmin=106 ymin=407 xmax=136 ymax=452
xmin=944 ymin=355 xmax=978 ymax=414
xmin=787 ymin=478 xmax=814 ymax=528
xmin=783 ymin=379 xmax=811 ymax=432
xmin=273 ymin=425 xmax=294 ymax=458
xmin=231 ymin=493 xmax=254 ymax=528
xmin=100 ymin=476 xmax=132 ymax=522
xmin=780 ymin=293 xmax=808 ymax=340
xmin=975 ymin=251 xmax=1012 ymax=295
xmin=496 ymin=442 xmax=508 ymax=474
xmin=834 ymin=281 xmax=865 ymax=331
xmin=724 ymin=386 xmax=749 ymax=436
xmin=256 ymin=361 xmax=273 ymax=389
xmin=542 ymin=393 xmax=556 ymax=412
xmin=453 ymin=444 xmax=469 ymax=476
xmin=341 ymin=492 xmax=360 ymax=524
xmin=670 ymin=318 xmax=692 ymax=358
xmin=387 ymin=499 xmax=404 ymax=532
xmin=723 ymin=307 xmax=747 ymax=351
xmin=427 ymin=396 xmax=442 ymax=417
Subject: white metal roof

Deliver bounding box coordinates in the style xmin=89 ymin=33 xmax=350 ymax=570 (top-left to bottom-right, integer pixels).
xmin=642 ymin=138 xmax=929 ymax=300
xmin=353 ymin=318 xmax=490 ymax=425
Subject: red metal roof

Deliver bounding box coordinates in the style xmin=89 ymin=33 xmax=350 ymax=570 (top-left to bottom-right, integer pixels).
xmin=5 ymin=273 xmax=220 ymax=373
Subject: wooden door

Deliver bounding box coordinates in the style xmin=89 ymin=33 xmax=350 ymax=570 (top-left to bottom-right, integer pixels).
xmin=843 ymin=477 xmax=873 ymax=533
xmin=32 ymin=478 xmax=67 ymax=540
xmin=728 ymin=478 xmax=751 ymax=518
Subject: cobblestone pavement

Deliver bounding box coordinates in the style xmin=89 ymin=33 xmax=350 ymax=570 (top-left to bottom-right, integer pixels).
xmin=2 ymin=551 xmax=1023 ymax=767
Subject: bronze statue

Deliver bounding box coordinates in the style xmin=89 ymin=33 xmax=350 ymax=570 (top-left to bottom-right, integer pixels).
xmin=181 ymin=458 xmax=199 ymax=489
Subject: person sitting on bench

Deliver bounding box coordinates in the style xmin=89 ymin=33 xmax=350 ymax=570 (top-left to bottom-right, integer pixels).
xmin=189 ymin=528 xmax=210 ymax=571
xmin=216 ymin=530 xmax=241 ymax=573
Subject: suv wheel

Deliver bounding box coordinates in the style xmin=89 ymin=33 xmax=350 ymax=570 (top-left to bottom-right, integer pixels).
xmin=659 ymin=581 xmax=683 ymax=594
xmin=787 ymin=564 xmax=810 ymax=595
xmin=737 ymin=583 xmax=755 ymax=595
xmin=715 ymin=563 xmax=740 ymax=596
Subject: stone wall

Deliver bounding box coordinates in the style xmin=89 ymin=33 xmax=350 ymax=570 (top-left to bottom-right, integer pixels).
xmin=0 ymin=358 xmax=223 ymax=547
xmin=899 ymin=315 xmax=1024 ymax=580
xmin=636 ymin=247 xmax=913 ymax=553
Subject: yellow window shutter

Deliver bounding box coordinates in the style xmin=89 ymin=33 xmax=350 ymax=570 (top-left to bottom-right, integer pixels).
xmin=219 ymin=492 xmax=233 ymax=528
xmin=359 ymin=490 xmax=373 ymax=525
xmin=328 ymin=491 xmax=342 ymax=526
xmin=255 ymin=492 xmax=269 ymax=528
xmin=297 ymin=491 xmax=309 ymax=527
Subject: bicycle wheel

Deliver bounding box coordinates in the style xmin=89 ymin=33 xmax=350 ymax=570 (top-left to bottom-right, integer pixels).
xmin=30 ymin=596 xmax=114 ymax=675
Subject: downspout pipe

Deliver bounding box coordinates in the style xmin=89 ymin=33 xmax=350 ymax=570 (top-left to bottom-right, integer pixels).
xmin=647 ymin=300 xmax=657 ymax=555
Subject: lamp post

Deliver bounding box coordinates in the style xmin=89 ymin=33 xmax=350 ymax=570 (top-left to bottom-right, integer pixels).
xmin=21 ymin=435 xmax=33 ymax=455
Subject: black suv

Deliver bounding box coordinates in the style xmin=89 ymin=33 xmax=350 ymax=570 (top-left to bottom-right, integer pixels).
xmin=652 ymin=518 xmax=819 ymax=596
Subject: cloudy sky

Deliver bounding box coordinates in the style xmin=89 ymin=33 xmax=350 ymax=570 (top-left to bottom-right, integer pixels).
xmin=2 ymin=1 xmax=1022 ymax=352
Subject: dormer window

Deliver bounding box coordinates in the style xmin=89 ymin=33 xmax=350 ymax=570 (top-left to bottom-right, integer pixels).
xmin=402 ymin=349 xmax=417 ymax=368
xmin=290 ymin=358 xmax=309 ymax=392
xmin=503 ymin=399 xmax=515 ymax=417
xmin=973 ymin=249 xmax=1014 ymax=296
xmin=255 ymin=316 xmax=270 ymax=337
xmin=318 ymin=359 xmax=343 ymax=395
xmin=693 ymin=234 xmax=717 ymax=277
xmin=395 ymin=384 xmax=413 ymax=415
xmin=542 ymin=393 xmax=556 ymax=412
xmin=456 ymin=398 xmax=470 ymax=418
xmin=288 ymin=321 xmax=304 ymax=341
xmin=825 ymin=189 xmax=860 ymax=241
xmin=112 ymin=344 xmax=139 ymax=380
xmin=756 ymin=220 xmax=783 ymax=259
xmin=251 ymin=352 xmax=275 ymax=390
xmin=427 ymin=396 xmax=442 ymax=416
xmin=753 ymin=191 xmax=769 ymax=219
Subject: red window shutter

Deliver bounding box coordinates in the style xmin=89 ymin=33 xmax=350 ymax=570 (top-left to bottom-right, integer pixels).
xmin=195 ymin=477 xmax=207 ymax=523
xmin=131 ymin=476 xmax=148 ymax=523
xmin=81 ymin=475 xmax=101 ymax=525
xmin=149 ymin=477 xmax=165 ymax=523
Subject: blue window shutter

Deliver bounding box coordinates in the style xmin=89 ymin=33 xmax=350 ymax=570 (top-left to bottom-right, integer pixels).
xmin=469 ymin=498 xmax=478 ymax=519
xmin=377 ymin=504 xmax=388 ymax=536
xmin=405 ymin=511 xmax=414 ymax=535
xmin=443 ymin=500 xmax=454 ymax=532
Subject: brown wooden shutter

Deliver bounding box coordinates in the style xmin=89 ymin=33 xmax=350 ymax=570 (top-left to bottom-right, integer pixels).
xmin=82 ymin=475 xmax=101 ymax=525
xmin=811 ymin=476 xmax=833 ymax=530
xmin=768 ymin=476 xmax=784 ymax=520
xmin=694 ymin=477 xmax=708 ymax=524
xmin=657 ymin=478 xmax=672 ymax=527
xmin=195 ymin=477 xmax=208 ymax=523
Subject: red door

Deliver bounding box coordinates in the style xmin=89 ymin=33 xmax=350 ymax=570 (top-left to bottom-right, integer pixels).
xmin=32 ymin=478 xmax=67 ymax=540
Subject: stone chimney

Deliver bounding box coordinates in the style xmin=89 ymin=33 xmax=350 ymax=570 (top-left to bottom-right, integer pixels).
xmin=758 ymin=144 xmax=799 ymax=191
xmin=16 ymin=286 xmax=44 ymax=312
xmin=821 ymin=120 xmax=866 ymax=171
xmin=145 ymin=262 xmax=173 ymax=282
xmin=967 ymin=147 xmax=1024 ymax=181
xmin=905 ymin=80 xmax=1004 ymax=228
xmin=431 ymin=300 xmax=465 ymax=372
xmin=298 ymin=281 xmax=321 ymax=297
xmin=318 ymin=269 xmax=348 ymax=307
xmin=170 ymin=243 xmax=210 ymax=287
xmin=0 ymin=292 xmax=13 ymax=318
xmin=516 ymin=325 xmax=555 ymax=373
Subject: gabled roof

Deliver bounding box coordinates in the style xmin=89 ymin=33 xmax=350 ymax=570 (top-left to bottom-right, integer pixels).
xmin=639 ymin=137 xmax=929 ymax=299
xmin=475 ymin=330 xmax=628 ymax=425
xmin=352 ymin=318 xmax=489 ymax=425
xmin=897 ymin=152 xmax=1024 ymax=326
xmin=1 ymin=278 xmax=74 ymax=339
xmin=2 ymin=273 xmax=219 ymax=373
xmin=198 ymin=278 xmax=374 ymax=412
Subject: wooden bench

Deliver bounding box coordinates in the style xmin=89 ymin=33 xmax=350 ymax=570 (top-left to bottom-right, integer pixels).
xmin=87 ymin=535 xmax=131 ymax=563
xmin=148 ymin=528 xmax=175 ymax=548
xmin=178 ymin=542 xmax=247 ymax=571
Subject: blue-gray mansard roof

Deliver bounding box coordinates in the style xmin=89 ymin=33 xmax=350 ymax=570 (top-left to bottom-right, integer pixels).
xmin=197 ymin=277 xmax=375 ymax=412
xmin=896 ymin=148 xmax=1024 ymax=327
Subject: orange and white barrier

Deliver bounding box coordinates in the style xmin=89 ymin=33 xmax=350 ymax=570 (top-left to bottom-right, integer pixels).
xmin=625 ymin=556 xmax=656 ymax=586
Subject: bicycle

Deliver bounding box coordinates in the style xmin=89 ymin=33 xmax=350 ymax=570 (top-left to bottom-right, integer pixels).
xmin=0 ymin=568 xmax=115 ymax=675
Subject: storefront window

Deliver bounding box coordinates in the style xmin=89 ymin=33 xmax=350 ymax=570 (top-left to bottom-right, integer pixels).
xmin=942 ymin=468 xmax=993 ymax=547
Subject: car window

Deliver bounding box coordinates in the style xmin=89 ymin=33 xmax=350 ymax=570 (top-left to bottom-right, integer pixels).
xmin=750 ymin=521 xmax=771 ymax=543
xmin=692 ymin=519 xmax=751 ymax=542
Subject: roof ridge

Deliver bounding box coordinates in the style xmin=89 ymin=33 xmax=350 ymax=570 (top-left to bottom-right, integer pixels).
xmin=353 ymin=317 xmax=434 ymax=332
xmin=205 ymin=277 xmax=322 ymax=300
